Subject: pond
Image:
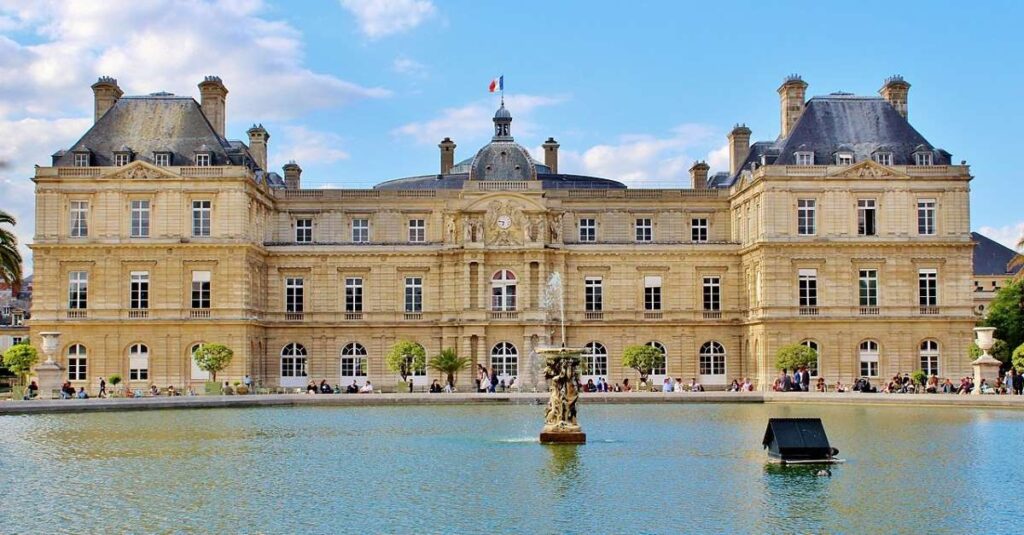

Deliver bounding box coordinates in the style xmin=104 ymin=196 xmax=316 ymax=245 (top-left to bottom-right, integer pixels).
xmin=0 ymin=403 xmax=1021 ymax=533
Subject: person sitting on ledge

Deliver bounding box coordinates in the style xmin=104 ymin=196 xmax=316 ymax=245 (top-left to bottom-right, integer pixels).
xmin=25 ymin=380 xmax=39 ymax=400
xmin=508 ymin=377 xmax=517 ymax=391
xmin=941 ymin=378 xmax=954 ymax=394
xmin=305 ymin=380 xmax=317 ymax=394
xmin=359 ymin=381 xmax=373 ymax=393
xmin=926 ymin=375 xmax=939 ymax=394
xmin=346 ymin=381 xmax=359 ymax=394
xmin=665 ymin=378 xmax=676 ymax=393
xmin=222 ymin=382 xmax=233 ymax=395
xmin=673 ymin=378 xmax=685 ymax=392
xmin=741 ymin=378 xmax=754 ymax=392
xmin=689 ymin=378 xmax=704 ymax=392
xmin=150 ymin=384 xmax=160 ymax=397
xmin=76 ymin=387 xmax=88 ymax=399
xmin=332 ymin=384 xmax=341 ymax=394
xmin=979 ymin=378 xmax=995 ymax=394
xmin=815 ymin=377 xmax=826 ymax=393
xmin=585 ymin=378 xmax=596 ymax=392
xmin=443 ymin=381 xmax=455 ymax=393
xmin=319 ymin=379 xmax=331 ymax=394
xmin=167 ymin=385 xmax=176 ymax=396
xmin=429 ymin=379 xmax=442 ymax=393
xmin=834 ymin=380 xmax=846 ymax=393
xmin=622 ymin=378 xmax=632 ymax=392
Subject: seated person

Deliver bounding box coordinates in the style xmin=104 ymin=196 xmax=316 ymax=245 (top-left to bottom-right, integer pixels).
xmin=306 ymin=380 xmax=317 ymax=394
xmin=443 ymin=382 xmax=455 ymax=393
xmin=346 ymin=381 xmax=359 ymax=394
xmin=727 ymin=379 xmax=740 ymax=392
xmin=150 ymin=384 xmax=160 ymax=397
xmin=26 ymin=380 xmax=39 ymax=399
xmin=429 ymin=380 xmax=443 ymax=393
xmin=167 ymin=385 xmax=177 ymax=396
xmin=319 ymin=380 xmax=332 ymax=394
xmin=674 ymin=378 xmax=686 ymax=393
xmin=222 ymin=382 xmax=234 ymax=395
xmin=612 ymin=383 xmax=622 ymax=392
xmin=834 ymin=381 xmax=846 ymax=393
xmin=926 ymin=375 xmax=939 ymax=394
xmin=741 ymin=378 xmax=754 ymax=392
xmin=76 ymin=387 xmax=88 ymax=399
xmin=665 ymin=378 xmax=676 ymax=393
xmin=585 ymin=379 xmax=597 ymax=392
xmin=359 ymin=381 xmax=374 ymax=393
xmin=622 ymin=378 xmax=632 ymax=392
xmin=815 ymin=377 xmax=826 ymax=392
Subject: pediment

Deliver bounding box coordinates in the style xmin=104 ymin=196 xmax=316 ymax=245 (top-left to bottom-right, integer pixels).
xmin=107 ymin=161 xmax=179 ymax=180
xmin=828 ymin=160 xmax=905 ymax=179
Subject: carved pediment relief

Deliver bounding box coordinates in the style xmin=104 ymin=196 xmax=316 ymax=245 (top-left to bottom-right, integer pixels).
xmin=484 ymin=199 xmax=525 ymax=246
xmin=108 ymin=161 xmax=179 ymax=180
xmin=828 ymin=160 xmax=904 ymax=179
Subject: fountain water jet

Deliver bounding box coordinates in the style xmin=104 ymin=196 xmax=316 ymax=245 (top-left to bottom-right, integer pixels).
xmin=538 ymin=272 xmax=586 ymax=444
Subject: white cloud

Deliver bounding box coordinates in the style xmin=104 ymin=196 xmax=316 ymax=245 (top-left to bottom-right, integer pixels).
xmin=392 ymin=94 xmax=565 ymax=145
xmin=706 ymin=143 xmax=730 ymax=175
xmin=339 ymin=0 xmax=436 ymax=39
xmin=274 ymin=126 xmax=350 ymax=166
xmin=978 ymin=222 xmax=1024 ymax=250
xmin=392 ymin=55 xmax=427 ymax=78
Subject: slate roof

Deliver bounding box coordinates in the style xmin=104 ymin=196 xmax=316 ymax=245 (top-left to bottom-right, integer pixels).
xmin=374 ymin=172 xmax=626 ymax=190
xmin=972 ymin=232 xmax=1022 ymax=276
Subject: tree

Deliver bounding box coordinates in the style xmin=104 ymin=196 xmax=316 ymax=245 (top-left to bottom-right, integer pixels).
xmin=622 ymin=344 xmax=663 ymax=386
xmin=910 ymin=369 xmax=927 ymax=387
xmin=984 ymin=280 xmax=1024 ymax=352
xmin=1010 ymin=235 xmax=1023 ymax=282
xmin=192 ymin=343 xmax=233 ymax=381
xmin=775 ymin=343 xmax=818 ymax=371
xmin=0 ymin=210 xmax=23 ymax=293
xmin=3 ymin=343 xmax=38 ymax=386
xmin=969 ymin=339 xmax=1010 ymax=363
xmin=386 ymin=340 xmax=425 ymax=383
xmin=1012 ymin=343 xmax=1024 ymax=372
xmin=427 ymin=348 xmax=469 ymax=388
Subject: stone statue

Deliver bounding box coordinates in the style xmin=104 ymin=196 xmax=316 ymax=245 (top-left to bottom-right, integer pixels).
xmin=527 ymin=215 xmax=541 ymax=242
xmin=548 ymin=213 xmax=563 ymax=243
xmin=538 ymin=347 xmax=586 ymax=443
xmin=445 ymin=216 xmax=457 ymax=244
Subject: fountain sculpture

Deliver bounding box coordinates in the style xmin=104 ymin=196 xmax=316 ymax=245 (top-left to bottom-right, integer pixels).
xmin=538 ymin=272 xmax=586 ymax=444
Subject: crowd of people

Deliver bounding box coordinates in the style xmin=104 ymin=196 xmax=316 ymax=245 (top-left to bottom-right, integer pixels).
xmin=769 ymin=366 xmax=1024 ymax=396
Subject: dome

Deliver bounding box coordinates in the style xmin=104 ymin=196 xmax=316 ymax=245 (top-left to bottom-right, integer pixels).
xmin=469 ymin=141 xmax=537 ymax=181
xmin=494 ymin=105 xmax=512 ymax=120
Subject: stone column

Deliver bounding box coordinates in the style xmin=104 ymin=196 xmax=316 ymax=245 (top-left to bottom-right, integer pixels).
xmin=35 ymin=332 xmax=64 ymax=398
xmin=972 ymin=327 xmax=1001 ymax=395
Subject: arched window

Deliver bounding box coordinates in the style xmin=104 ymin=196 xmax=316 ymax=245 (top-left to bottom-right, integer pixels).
xmin=699 ymin=341 xmax=726 ymax=381
xmin=129 ymin=343 xmax=149 ymax=381
xmin=280 ymin=343 xmax=308 ymax=387
xmin=801 ymin=340 xmax=820 ymax=377
xmin=920 ymin=340 xmax=940 ymax=376
xmin=67 ymin=344 xmax=87 ymax=381
xmin=582 ymin=342 xmax=608 ymax=377
xmin=859 ymin=340 xmax=879 ymax=377
xmin=341 ymin=343 xmax=367 ymax=379
xmin=490 ymin=342 xmax=518 ymax=382
xmin=491 ymin=270 xmax=517 ymax=311
xmin=647 ymin=341 xmax=667 ymax=376
xmin=191 ymin=343 xmax=209 ymax=381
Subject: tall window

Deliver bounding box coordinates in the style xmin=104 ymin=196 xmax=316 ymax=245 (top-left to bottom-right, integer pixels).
xmin=579 ymin=218 xmax=596 ymax=242
xmin=130 ymin=271 xmax=149 ymax=310
xmin=691 ymin=218 xmax=708 ymax=243
xmin=345 ymin=277 xmax=363 ymax=312
xmin=699 ymin=341 xmax=726 ymax=377
xmin=648 ymin=341 xmax=667 ymax=376
xmin=798 ymin=269 xmax=818 ymax=307
xmin=341 ymin=343 xmax=367 ymax=378
xmin=295 ymin=218 xmax=312 ymax=243
xmin=920 ymin=340 xmax=940 ymax=376
xmin=584 ymin=277 xmax=603 ymax=312
xmin=281 ymin=343 xmax=308 ymax=384
xmin=797 ymin=199 xmax=816 ymax=235
xmin=192 ymin=200 xmax=211 ymax=237
xmin=644 ymin=276 xmax=662 ymax=311
xmin=582 ymin=342 xmax=608 ymax=377
xmin=919 ymin=269 xmax=938 ymax=306
xmin=702 ymin=276 xmax=721 ymax=311
xmin=285 ymin=278 xmax=304 ymax=313
xmin=68 ymin=271 xmax=88 ymax=309
xmin=130 ymin=200 xmax=150 ymax=238
xmin=67 ymin=344 xmax=87 ymax=381
xmin=635 ymin=218 xmax=652 ymax=242
xmin=195 ymin=153 xmax=211 ymax=166
xmin=352 ymin=218 xmax=369 ymax=243
xmin=129 ymin=343 xmax=149 ymax=381
xmin=191 ymin=271 xmax=211 ymax=309
xmin=70 ymin=201 xmax=88 ymax=238
xmin=408 ymin=219 xmax=425 ymax=243
xmin=801 ymin=340 xmax=819 ymax=377
xmin=491 ymin=270 xmax=517 ymax=311
xmin=859 ymin=269 xmax=878 ymax=307
xmin=917 ymin=199 xmax=936 ymax=235
xmin=857 ymin=199 xmax=877 ymax=236
xmin=859 ymin=340 xmax=879 ymax=377
xmin=490 ymin=342 xmax=519 ymax=381
xmin=405 ymin=277 xmax=423 ymax=312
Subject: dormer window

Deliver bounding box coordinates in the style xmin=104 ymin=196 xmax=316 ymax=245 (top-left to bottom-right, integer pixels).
xmin=73 ymin=152 xmax=90 ymax=167
xmin=195 ymin=153 xmax=211 ymax=167
xmin=153 ymin=152 xmax=171 ymax=167
xmin=913 ymin=151 xmax=933 ymax=166
xmin=794 ymin=151 xmax=814 ymax=166
xmin=835 ymin=153 xmax=854 ymax=166
xmin=873 ymin=152 xmax=893 ymax=166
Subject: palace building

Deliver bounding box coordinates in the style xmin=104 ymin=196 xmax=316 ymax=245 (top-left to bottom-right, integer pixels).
xmin=28 ymin=74 xmax=976 ymax=391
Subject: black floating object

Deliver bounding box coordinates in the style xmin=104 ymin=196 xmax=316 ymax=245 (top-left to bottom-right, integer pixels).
xmin=762 ymin=418 xmax=839 ymax=464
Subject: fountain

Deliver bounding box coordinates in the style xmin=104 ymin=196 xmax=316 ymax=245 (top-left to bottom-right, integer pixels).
xmin=538 ymin=272 xmax=586 ymax=444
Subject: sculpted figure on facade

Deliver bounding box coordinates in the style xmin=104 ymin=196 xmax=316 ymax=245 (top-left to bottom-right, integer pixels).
xmin=548 ymin=212 xmax=564 ymax=243
xmin=445 ymin=215 xmax=457 ymax=244
xmin=484 ymin=200 xmax=524 ymax=246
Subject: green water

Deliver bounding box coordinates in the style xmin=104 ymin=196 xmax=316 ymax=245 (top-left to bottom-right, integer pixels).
xmin=0 ymin=403 xmax=1021 ymax=534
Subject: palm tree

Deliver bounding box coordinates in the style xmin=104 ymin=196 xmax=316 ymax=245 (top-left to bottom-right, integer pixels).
xmin=427 ymin=348 xmax=470 ymax=389
xmin=1011 ymin=235 xmax=1024 ymax=281
xmin=0 ymin=210 xmax=22 ymax=293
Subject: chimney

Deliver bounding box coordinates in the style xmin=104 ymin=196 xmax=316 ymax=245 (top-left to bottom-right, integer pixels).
xmin=542 ymin=137 xmax=560 ymax=174
xmin=247 ymin=124 xmax=269 ymax=171
xmin=438 ymin=137 xmax=456 ymax=174
xmin=689 ymin=161 xmax=710 ymax=190
xmin=90 ymin=76 xmax=123 ymax=123
xmin=777 ymin=74 xmax=808 ymax=138
xmin=198 ymin=75 xmax=228 ymax=138
xmin=879 ymin=75 xmax=910 ymax=119
xmin=283 ymin=161 xmax=302 ymax=190
xmin=727 ymin=124 xmax=752 ymax=176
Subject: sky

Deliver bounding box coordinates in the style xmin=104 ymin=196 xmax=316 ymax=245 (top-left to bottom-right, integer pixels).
xmin=1 ymin=0 xmax=1022 ymax=273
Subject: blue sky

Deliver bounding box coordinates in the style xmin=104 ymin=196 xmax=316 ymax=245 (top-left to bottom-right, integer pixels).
xmin=1 ymin=0 xmax=1022 ymax=270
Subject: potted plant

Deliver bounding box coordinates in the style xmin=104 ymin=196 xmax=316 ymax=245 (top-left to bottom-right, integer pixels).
xmin=3 ymin=343 xmax=38 ymax=400
xmin=386 ymin=340 xmax=425 ymax=392
xmin=622 ymin=344 xmax=663 ymax=391
xmin=108 ymin=374 xmax=123 ymax=398
xmin=427 ymin=348 xmax=469 ymax=390
xmin=910 ymin=370 xmax=927 ymax=393
xmin=192 ymin=343 xmax=233 ymax=395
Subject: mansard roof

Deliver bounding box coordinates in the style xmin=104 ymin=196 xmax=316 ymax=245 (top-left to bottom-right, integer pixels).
xmin=373 ymin=172 xmax=626 ymax=190
xmin=971 ymin=232 xmax=1023 ymax=276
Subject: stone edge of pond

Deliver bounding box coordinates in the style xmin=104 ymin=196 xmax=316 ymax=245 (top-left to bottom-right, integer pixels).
xmin=2 ymin=391 xmax=1023 ymax=415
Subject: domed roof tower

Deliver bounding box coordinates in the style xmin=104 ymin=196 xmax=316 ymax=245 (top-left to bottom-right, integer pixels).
xmin=468 ymin=103 xmax=538 ymax=181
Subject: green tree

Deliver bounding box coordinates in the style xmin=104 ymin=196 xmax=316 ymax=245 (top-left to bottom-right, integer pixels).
xmin=1009 ymin=236 xmax=1023 ymax=282
xmin=775 ymin=343 xmax=818 ymax=371
xmin=622 ymin=344 xmax=664 ymax=386
xmin=910 ymin=369 xmax=927 ymax=387
xmin=192 ymin=343 xmax=233 ymax=381
xmin=2 ymin=343 xmax=38 ymax=386
xmin=1012 ymin=342 xmax=1024 ymax=372
xmin=0 ymin=210 xmax=23 ymax=293
xmin=983 ymin=280 xmax=1024 ymax=352
xmin=386 ymin=340 xmax=426 ymax=383
xmin=427 ymin=348 xmax=469 ymax=388
xmin=969 ymin=339 xmax=1010 ymax=363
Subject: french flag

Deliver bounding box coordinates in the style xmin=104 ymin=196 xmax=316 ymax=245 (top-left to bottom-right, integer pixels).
xmin=488 ymin=75 xmax=504 ymax=93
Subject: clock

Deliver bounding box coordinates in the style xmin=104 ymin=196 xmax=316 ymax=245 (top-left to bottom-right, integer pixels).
xmin=497 ymin=215 xmax=512 ymax=229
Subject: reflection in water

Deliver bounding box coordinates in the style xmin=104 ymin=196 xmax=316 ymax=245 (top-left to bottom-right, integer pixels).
xmin=545 ymin=444 xmax=581 ymax=479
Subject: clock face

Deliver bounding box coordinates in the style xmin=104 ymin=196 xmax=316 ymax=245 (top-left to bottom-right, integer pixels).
xmin=497 ymin=215 xmax=512 ymax=229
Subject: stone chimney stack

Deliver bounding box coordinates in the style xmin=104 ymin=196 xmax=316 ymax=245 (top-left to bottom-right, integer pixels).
xmin=438 ymin=137 xmax=456 ymax=174
xmin=247 ymin=124 xmax=269 ymax=171
xmin=879 ymin=75 xmax=910 ymax=119
xmin=727 ymin=124 xmax=752 ymax=176
xmin=689 ymin=161 xmax=710 ymax=190
xmin=542 ymin=137 xmax=560 ymax=174
xmin=198 ymin=75 xmax=228 ymax=138
xmin=91 ymin=76 xmax=123 ymax=123
xmin=777 ymin=74 xmax=808 ymax=138
xmin=283 ymin=161 xmax=302 ymax=190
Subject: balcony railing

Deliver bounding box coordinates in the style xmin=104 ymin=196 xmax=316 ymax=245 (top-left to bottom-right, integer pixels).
xmin=702 ymin=311 xmax=722 ymax=320
xmin=344 ymin=312 xmax=363 ymax=320
xmin=128 ymin=309 xmax=149 ymax=319
xmin=644 ymin=311 xmax=663 ymax=320
xmin=490 ymin=311 xmax=519 ymax=320
xmin=66 ymin=310 xmax=87 ymax=319
xmin=919 ymin=306 xmax=940 ymax=315
xmin=404 ymin=312 xmax=423 ymax=321
xmin=859 ymin=306 xmax=879 ymax=316
xmin=584 ymin=311 xmax=604 ymax=320
xmin=284 ymin=312 xmax=304 ymax=321
xmin=189 ymin=309 xmax=211 ymax=319
xmin=799 ymin=306 xmax=819 ymax=316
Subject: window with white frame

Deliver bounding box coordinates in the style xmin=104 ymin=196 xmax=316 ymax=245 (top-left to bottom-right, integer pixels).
xmin=129 ymin=343 xmax=149 ymax=381
xmin=192 ymin=200 xmax=211 ymax=237
xmin=68 ymin=271 xmax=88 ymax=309
xmin=280 ymin=343 xmax=308 ymax=383
xmin=491 ymin=270 xmax=517 ymax=311
xmin=408 ymin=219 xmax=425 ymax=243
xmin=859 ymin=340 xmax=879 ymax=377
xmin=490 ymin=342 xmax=518 ymax=381
xmin=873 ymin=152 xmax=893 ymax=166
xmin=798 ymin=269 xmax=818 ymax=307
xmin=154 ymin=152 xmax=170 ymax=166
xmin=352 ymin=218 xmax=369 ymax=243
xmin=582 ymin=342 xmax=608 ymax=377
xmin=345 ymin=277 xmax=363 ymax=312
xmin=801 ymin=340 xmax=819 ymax=377
xmin=341 ymin=343 xmax=367 ymax=379
xmin=919 ymin=269 xmax=938 ymax=306
xmin=67 ymin=344 xmax=87 ymax=381
xmin=73 ymin=153 xmax=90 ymax=167
xmin=70 ymin=201 xmax=89 ymax=238
xmin=699 ymin=341 xmax=726 ymax=376
xmin=114 ymin=153 xmax=131 ymax=166
xmin=859 ymin=269 xmax=878 ymax=306
xmin=691 ymin=218 xmax=708 ymax=243
xmin=794 ymin=151 xmax=814 ymax=165
xmin=920 ymin=340 xmax=940 ymax=376
xmin=130 ymin=271 xmax=149 ymax=309
xmin=585 ymin=277 xmax=603 ymax=312
xmin=285 ymin=277 xmax=304 ymax=313
xmin=857 ymin=199 xmax=877 ymax=236
xmin=914 ymin=152 xmax=933 ymax=166
xmin=191 ymin=271 xmax=210 ymax=309
xmin=917 ymin=199 xmax=936 ymax=235
xmin=11 ymin=336 xmax=22 ymax=345
xmin=405 ymin=277 xmax=423 ymax=312
xmin=797 ymin=199 xmax=816 ymax=235
xmin=648 ymin=340 xmax=667 ymax=376
xmin=295 ymin=218 xmax=313 ymax=243
xmin=130 ymin=200 xmax=150 ymax=238
xmin=579 ymin=218 xmax=596 ymax=242
xmin=836 ymin=153 xmax=854 ymax=165
xmin=195 ymin=153 xmax=211 ymax=166
xmin=702 ymin=276 xmax=721 ymax=311
xmin=644 ymin=276 xmax=662 ymax=311
xmin=635 ymin=218 xmax=652 ymax=242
